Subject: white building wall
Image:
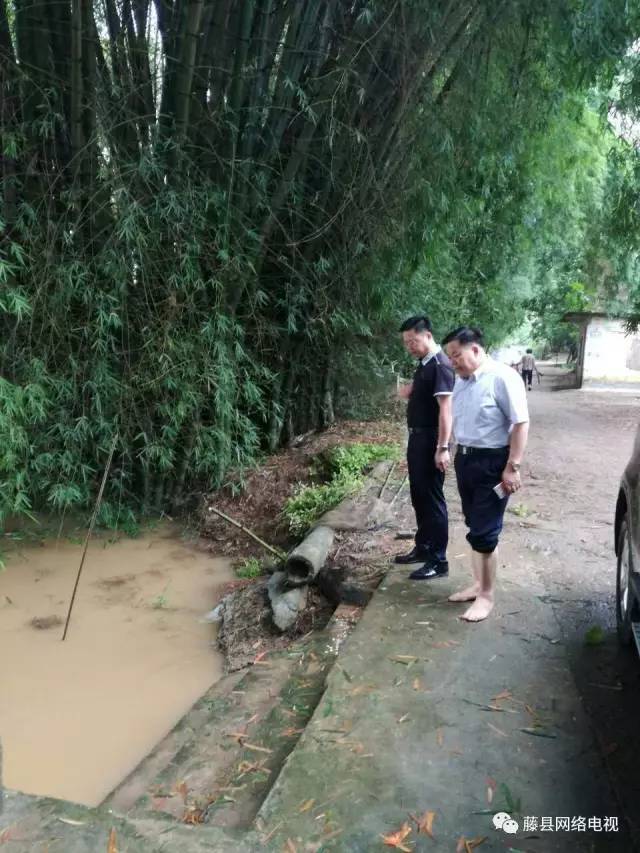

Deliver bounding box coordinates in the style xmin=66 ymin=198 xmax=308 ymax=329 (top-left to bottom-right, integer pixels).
xmin=583 ymin=317 xmax=640 ymax=384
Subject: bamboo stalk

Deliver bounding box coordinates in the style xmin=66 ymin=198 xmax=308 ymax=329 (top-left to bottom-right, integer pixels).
xmin=62 ymin=434 xmax=119 ymax=641
xmin=378 ymin=461 xmax=397 ymax=500
xmin=207 ymin=505 xmax=286 ymax=560
xmin=389 ymin=474 xmax=408 ymax=508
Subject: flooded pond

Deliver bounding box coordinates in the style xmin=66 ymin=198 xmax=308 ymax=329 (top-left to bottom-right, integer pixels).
xmin=0 ymin=524 xmax=233 ymax=806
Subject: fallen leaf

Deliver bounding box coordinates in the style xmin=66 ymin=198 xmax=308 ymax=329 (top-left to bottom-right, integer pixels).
xmin=436 ymin=729 xmax=444 ymax=747
xmin=254 ymin=650 xmax=268 ymax=662
xmin=520 ymin=727 xmax=556 ymax=739
xmin=228 ymin=731 xmax=248 ymax=742
xmin=381 ymin=821 xmax=413 ymax=851
xmin=412 ymin=678 xmax=422 ymax=690
xmin=350 ymin=684 xmax=376 ymax=696
xmin=456 ymin=837 xmax=467 ymax=853
xmin=0 ymin=827 xmax=14 ymax=844
xmin=415 ymin=810 xmax=435 ymax=838
xmin=487 ymin=722 xmax=509 ymax=738
xmin=182 ymin=807 xmax=205 ymax=824
xmin=175 ymin=780 xmax=188 ymax=801
xmin=465 ymin=836 xmax=487 ymax=851
xmin=397 ymin=713 xmax=410 ymax=724
xmin=57 ymin=818 xmax=86 ymax=826
xmin=243 ymin=742 xmax=273 ymax=754
xmin=321 ymin=828 xmax=343 ymax=842
xmin=237 ymin=759 xmax=270 ymax=777
xmin=284 ymin=839 xmax=297 ymax=853
xmin=389 ymin=654 xmax=419 ymax=665
xmin=281 ymin=727 xmax=305 ymax=737
xmin=107 ymin=828 xmax=118 ymax=853
xmin=298 ymin=798 xmax=315 ymax=813
xmin=261 ymin=821 xmax=283 ymax=843
xmin=492 ymin=689 xmax=512 ymax=702
xmin=486 ymin=776 xmax=496 ymax=804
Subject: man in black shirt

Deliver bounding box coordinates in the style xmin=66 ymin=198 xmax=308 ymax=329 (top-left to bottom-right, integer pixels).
xmin=395 ymin=316 xmax=455 ymax=580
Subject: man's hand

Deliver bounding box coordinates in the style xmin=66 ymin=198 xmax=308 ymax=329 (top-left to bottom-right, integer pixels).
xmin=435 ymin=448 xmax=450 ymax=472
xmin=501 ymin=467 xmax=521 ymax=494
xmin=397 ymin=382 xmax=413 ymax=400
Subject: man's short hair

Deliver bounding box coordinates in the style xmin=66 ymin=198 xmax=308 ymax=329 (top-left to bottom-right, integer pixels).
xmin=442 ymin=326 xmax=484 ymax=347
xmin=526 ymin=348 xmax=533 ymax=354
xmin=399 ymin=315 xmax=432 ymax=334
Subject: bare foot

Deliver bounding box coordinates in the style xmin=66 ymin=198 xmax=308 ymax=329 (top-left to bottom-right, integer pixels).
xmin=448 ymin=585 xmax=479 ymax=603
xmin=460 ymin=595 xmax=494 ymax=622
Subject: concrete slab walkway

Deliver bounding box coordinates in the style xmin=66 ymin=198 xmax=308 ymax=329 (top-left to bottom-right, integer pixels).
xmin=258 ymin=555 xmax=628 ymax=852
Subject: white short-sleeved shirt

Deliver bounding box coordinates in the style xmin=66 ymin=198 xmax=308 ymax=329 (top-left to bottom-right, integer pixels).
xmin=452 ymin=357 xmax=529 ymax=448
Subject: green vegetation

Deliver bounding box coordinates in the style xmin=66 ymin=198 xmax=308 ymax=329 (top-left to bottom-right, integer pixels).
xmin=3 ymin=0 xmax=640 ymax=520
xmin=284 ymin=443 xmax=398 ymax=536
xmin=151 ymin=583 xmax=171 ymax=610
xmin=235 ymin=557 xmax=264 ymax=580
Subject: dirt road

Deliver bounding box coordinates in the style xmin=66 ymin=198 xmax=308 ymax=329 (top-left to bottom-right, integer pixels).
xmin=490 ymin=368 xmax=640 ymax=845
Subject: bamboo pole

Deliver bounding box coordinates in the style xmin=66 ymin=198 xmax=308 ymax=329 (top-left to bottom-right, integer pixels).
xmin=62 ymin=434 xmax=119 ymax=641
xmin=207 ymin=505 xmax=286 ymax=560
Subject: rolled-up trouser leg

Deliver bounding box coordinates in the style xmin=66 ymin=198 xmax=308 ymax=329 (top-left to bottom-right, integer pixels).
xmin=454 ymin=450 xmax=509 ymax=554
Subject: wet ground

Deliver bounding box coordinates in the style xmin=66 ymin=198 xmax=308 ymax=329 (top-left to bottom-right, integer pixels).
xmin=0 ymin=524 xmax=233 ymax=806
xmin=512 ymin=368 xmax=640 ymax=845
xmin=254 ymin=367 xmax=640 ymax=852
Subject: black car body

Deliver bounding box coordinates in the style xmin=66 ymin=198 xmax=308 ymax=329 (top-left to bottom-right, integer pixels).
xmin=615 ymin=428 xmax=640 ymax=650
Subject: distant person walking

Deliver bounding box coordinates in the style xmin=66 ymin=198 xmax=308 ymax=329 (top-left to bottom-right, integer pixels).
xmin=395 ymin=316 xmax=455 ymax=580
xmin=442 ymin=326 xmax=529 ymax=622
xmin=518 ymin=349 xmax=540 ymax=391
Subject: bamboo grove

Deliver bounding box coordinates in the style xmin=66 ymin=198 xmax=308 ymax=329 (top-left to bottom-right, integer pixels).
xmin=0 ymin=0 xmax=638 ymax=521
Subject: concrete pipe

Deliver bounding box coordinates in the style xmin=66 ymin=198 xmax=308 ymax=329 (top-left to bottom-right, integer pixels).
xmin=284 ymin=524 xmax=335 ymax=585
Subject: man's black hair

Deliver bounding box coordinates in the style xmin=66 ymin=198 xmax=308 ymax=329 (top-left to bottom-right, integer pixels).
xmin=526 ymin=348 xmax=533 ymax=354
xmin=441 ymin=326 xmax=484 ymax=347
xmin=399 ymin=315 xmax=433 ymax=334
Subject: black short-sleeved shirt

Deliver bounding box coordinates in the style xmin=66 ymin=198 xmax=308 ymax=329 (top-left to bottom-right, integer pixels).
xmin=406 ymin=350 xmax=455 ymax=429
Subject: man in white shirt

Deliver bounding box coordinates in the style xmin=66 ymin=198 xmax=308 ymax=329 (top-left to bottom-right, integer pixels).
xmin=442 ymin=326 xmax=530 ymax=622
xmin=517 ymin=349 xmax=540 ymax=391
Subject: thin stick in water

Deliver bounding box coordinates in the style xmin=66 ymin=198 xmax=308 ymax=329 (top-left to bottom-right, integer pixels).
xmin=62 ymin=434 xmax=118 ymax=641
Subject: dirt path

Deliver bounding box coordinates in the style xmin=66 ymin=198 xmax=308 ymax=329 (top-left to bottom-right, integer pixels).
xmin=477 ymin=369 xmax=640 ymax=845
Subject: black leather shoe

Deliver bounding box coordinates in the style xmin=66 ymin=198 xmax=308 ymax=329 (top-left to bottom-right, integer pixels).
xmin=394 ymin=546 xmax=430 ymax=565
xmin=409 ymin=559 xmax=449 ymax=580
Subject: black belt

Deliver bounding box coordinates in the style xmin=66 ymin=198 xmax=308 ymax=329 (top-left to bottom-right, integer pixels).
xmin=407 ymin=426 xmax=437 ymax=434
xmin=456 ymin=445 xmax=509 ymax=456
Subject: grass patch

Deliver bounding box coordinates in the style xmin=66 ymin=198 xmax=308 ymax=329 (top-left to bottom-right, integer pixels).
xmin=235 ymin=556 xmax=264 ymax=579
xmin=284 ymin=442 xmax=399 ymax=536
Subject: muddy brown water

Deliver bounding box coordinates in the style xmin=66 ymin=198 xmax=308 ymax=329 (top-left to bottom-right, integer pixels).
xmin=0 ymin=525 xmax=233 ymax=806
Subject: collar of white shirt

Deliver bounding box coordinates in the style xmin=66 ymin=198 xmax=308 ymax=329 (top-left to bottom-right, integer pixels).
xmin=421 ymin=346 xmax=441 ymax=366
xmin=468 ymin=355 xmax=495 ymax=381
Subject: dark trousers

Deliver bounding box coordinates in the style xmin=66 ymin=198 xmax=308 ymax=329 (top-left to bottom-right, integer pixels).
xmin=454 ymin=448 xmax=509 ymax=554
xmin=522 ymin=369 xmax=533 ymax=387
xmin=407 ymin=429 xmax=448 ymax=560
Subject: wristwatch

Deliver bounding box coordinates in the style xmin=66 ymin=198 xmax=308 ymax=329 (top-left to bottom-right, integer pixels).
xmin=438 ymin=445 xmax=450 ymax=452
xmin=508 ymin=460 xmax=521 ymax=472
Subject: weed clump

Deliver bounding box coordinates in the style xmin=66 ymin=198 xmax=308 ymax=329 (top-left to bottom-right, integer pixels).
xmin=284 ymin=443 xmax=398 ymax=536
